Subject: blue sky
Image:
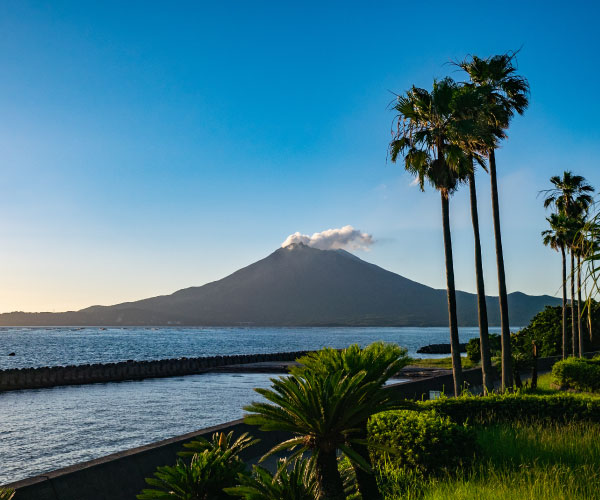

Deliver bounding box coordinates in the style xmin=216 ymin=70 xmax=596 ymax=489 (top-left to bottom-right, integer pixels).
xmin=1 ymin=1 xmax=598 ymax=312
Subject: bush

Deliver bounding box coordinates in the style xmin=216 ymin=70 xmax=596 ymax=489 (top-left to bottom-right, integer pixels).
xmin=421 ymin=392 xmax=600 ymax=424
xmin=138 ymin=432 xmax=253 ymax=500
xmin=367 ymin=410 xmax=477 ymax=476
xmin=466 ymin=333 xmax=501 ymax=363
xmin=552 ymin=358 xmax=600 ymax=392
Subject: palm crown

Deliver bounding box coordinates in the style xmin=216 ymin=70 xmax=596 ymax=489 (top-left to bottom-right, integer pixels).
xmin=389 ymin=77 xmax=475 ymax=194
xmin=458 ymin=52 xmax=530 ymax=130
xmin=542 ymin=171 xmax=594 ymax=218
xmin=542 ymin=213 xmax=574 ymax=252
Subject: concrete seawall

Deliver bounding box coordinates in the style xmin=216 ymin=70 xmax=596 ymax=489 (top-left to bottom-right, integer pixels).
xmin=0 ymin=351 xmax=311 ymax=392
xmin=5 ymin=353 xmax=590 ymax=499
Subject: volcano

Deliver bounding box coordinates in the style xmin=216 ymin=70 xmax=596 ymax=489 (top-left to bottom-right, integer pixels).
xmin=0 ymin=243 xmax=560 ymax=326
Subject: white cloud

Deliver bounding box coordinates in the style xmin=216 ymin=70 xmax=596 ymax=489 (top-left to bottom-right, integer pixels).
xmin=281 ymin=225 xmax=374 ymax=251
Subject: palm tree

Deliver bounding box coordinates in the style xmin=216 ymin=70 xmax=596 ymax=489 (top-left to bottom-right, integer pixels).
xmin=572 ymin=216 xmax=587 ymax=357
xmin=542 ymin=213 xmax=572 ymax=359
xmin=459 ymin=52 xmax=530 ymax=389
xmin=244 ymin=369 xmax=395 ymax=500
xmin=543 ymin=171 xmax=594 ymax=356
xmin=293 ymin=343 xmax=411 ymax=500
xmin=450 ymin=85 xmax=503 ymax=394
xmin=389 ymin=77 xmax=472 ymax=396
xmin=467 ymin=166 xmax=494 ymax=393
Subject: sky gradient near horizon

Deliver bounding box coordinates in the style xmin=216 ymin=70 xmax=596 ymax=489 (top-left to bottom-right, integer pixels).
xmin=1 ymin=1 xmax=599 ymax=313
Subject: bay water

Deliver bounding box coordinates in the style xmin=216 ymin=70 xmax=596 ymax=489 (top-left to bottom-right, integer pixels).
xmin=0 ymin=326 xmax=507 ymax=485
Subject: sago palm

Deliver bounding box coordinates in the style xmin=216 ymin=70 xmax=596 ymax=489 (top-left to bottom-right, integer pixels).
xmin=0 ymin=490 xmax=14 ymax=500
xmin=138 ymin=431 xmax=254 ymax=500
xmin=137 ymin=450 xmax=248 ymax=500
xmin=390 ymin=77 xmax=473 ymax=397
xmin=179 ymin=431 xmax=258 ymax=459
xmin=226 ymin=457 xmax=318 ymax=500
xmin=244 ymin=369 xmax=394 ymax=500
xmin=459 ymin=52 xmax=530 ymax=389
xmin=293 ymin=342 xmax=411 ymax=500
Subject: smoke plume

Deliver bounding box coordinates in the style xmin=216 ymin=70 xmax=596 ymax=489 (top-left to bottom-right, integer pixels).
xmin=281 ymin=225 xmax=374 ymax=251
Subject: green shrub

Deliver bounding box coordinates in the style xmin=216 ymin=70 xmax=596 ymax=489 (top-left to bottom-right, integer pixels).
xmin=368 ymin=410 xmax=477 ymax=476
xmin=552 ymin=358 xmax=600 ymax=392
xmin=421 ymin=392 xmax=600 ymax=424
xmin=138 ymin=431 xmax=253 ymax=500
xmin=466 ymin=333 xmax=500 ymax=363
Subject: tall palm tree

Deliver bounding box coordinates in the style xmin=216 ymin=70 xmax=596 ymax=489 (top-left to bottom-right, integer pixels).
xmin=459 ymin=53 xmax=530 ymax=389
xmin=572 ymin=215 xmax=588 ymax=357
xmin=293 ymin=343 xmax=411 ymax=500
xmin=450 ymin=85 xmax=503 ymax=393
xmin=467 ymin=167 xmax=494 ymax=392
xmin=389 ymin=77 xmax=472 ymax=396
xmin=543 ymin=171 xmax=594 ymax=356
xmin=244 ymin=369 xmax=395 ymax=500
xmin=542 ymin=213 xmax=572 ymax=359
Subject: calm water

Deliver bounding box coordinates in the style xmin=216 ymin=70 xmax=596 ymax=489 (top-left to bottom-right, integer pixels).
xmin=0 ymin=326 xmax=511 ymax=485
xmin=0 ymin=326 xmax=503 ymax=369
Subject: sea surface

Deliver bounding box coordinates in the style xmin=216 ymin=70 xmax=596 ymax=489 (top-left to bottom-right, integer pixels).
xmin=0 ymin=326 xmax=512 ymax=485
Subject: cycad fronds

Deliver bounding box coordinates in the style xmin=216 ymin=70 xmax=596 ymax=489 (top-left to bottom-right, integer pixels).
xmin=179 ymin=431 xmax=258 ymax=458
xmin=244 ymin=368 xmax=392 ymax=466
xmin=137 ymin=449 xmax=249 ymax=500
xmin=226 ymin=457 xmax=317 ymax=500
xmin=0 ymin=489 xmax=14 ymax=500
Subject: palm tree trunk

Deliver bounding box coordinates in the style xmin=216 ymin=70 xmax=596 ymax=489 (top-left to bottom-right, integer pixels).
xmin=352 ymin=424 xmax=382 ymax=500
xmin=561 ymin=245 xmax=567 ymax=359
xmin=571 ymin=251 xmax=576 ymax=356
xmin=441 ymin=190 xmax=463 ymax=396
xmin=578 ymin=255 xmax=584 ymax=357
xmin=588 ymin=297 xmax=593 ymax=345
xmin=489 ymin=149 xmax=512 ymax=389
xmin=315 ymin=449 xmax=346 ymax=500
xmin=468 ymin=169 xmax=493 ymax=393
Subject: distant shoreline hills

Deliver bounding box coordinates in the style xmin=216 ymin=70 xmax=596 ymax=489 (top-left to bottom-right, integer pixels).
xmin=0 ymin=243 xmax=560 ymax=327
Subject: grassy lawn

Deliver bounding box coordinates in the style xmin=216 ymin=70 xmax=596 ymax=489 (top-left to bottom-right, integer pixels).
xmin=408 ymin=356 xmax=477 ymax=370
xmin=380 ymin=420 xmax=600 ymax=500
xmin=525 ymin=372 xmax=600 ymax=399
xmin=378 ymin=371 xmax=600 ymax=499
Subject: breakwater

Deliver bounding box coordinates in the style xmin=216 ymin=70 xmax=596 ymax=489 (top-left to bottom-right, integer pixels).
xmin=0 ymin=351 xmax=309 ymax=392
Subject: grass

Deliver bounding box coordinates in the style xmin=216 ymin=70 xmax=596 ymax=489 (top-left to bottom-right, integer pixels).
xmin=408 ymin=356 xmax=477 ymax=370
xmin=378 ymin=420 xmax=600 ymax=500
xmin=524 ymin=372 xmax=600 ymax=398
